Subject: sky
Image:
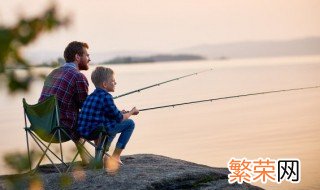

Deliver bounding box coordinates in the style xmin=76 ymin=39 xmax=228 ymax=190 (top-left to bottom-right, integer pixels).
xmin=1 ymin=0 xmax=320 ymax=54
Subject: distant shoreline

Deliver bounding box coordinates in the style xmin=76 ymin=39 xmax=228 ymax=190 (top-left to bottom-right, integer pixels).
xmin=100 ymin=54 xmax=206 ymax=65
xmin=6 ymin=54 xmax=320 ymax=70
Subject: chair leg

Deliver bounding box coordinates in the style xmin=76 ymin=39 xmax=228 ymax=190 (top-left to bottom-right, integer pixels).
xmin=85 ymin=139 xmax=110 ymax=158
xmin=66 ymin=140 xmax=92 ymax=173
xmin=25 ymin=130 xmax=32 ymax=172
xmin=95 ymin=134 xmax=107 ymax=168
xmin=30 ymin=132 xmax=67 ymax=167
xmin=94 ymin=133 xmax=103 ymax=166
xmin=61 ymin=128 xmax=93 ymax=172
xmin=30 ymin=131 xmax=62 ymax=174
xmin=102 ymin=136 xmax=110 ymax=157
xmin=84 ymin=134 xmax=110 ymax=157
xmin=58 ymin=129 xmax=64 ymax=163
xmin=60 ymin=128 xmax=94 ymax=159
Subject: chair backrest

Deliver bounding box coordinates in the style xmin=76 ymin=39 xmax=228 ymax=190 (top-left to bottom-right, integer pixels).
xmin=23 ymin=96 xmax=70 ymax=143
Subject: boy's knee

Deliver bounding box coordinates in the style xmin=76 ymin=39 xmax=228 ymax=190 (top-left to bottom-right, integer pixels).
xmin=127 ymin=119 xmax=135 ymax=129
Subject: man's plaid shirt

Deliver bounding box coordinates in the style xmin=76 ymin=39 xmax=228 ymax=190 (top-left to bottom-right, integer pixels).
xmin=77 ymin=88 xmax=123 ymax=138
xmin=39 ymin=63 xmax=89 ymax=140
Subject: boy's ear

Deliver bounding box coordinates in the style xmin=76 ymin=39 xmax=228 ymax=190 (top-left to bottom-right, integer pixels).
xmin=102 ymin=81 xmax=108 ymax=88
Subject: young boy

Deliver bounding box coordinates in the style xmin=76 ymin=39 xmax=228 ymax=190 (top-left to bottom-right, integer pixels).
xmin=77 ymin=66 xmax=139 ymax=171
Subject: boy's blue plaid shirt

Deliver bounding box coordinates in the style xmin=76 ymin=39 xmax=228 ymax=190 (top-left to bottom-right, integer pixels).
xmin=77 ymin=87 xmax=123 ymax=137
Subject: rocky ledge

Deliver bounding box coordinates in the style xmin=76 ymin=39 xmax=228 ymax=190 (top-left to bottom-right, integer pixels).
xmin=0 ymin=154 xmax=263 ymax=189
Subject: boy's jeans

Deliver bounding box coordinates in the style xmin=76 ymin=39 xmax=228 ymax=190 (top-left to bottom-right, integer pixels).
xmin=106 ymin=119 xmax=135 ymax=150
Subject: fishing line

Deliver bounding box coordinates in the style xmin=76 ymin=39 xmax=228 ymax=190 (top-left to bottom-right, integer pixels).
xmin=139 ymin=85 xmax=320 ymax=112
xmin=113 ymin=68 xmax=213 ymax=99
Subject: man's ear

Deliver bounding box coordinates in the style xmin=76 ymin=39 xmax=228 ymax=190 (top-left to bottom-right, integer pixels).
xmin=75 ymin=54 xmax=80 ymax=62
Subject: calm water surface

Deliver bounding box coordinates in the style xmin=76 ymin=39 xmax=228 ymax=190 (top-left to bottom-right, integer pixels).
xmin=0 ymin=56 xmax=320 ymax=189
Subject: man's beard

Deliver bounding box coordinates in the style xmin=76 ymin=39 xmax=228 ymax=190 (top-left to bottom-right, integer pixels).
xmin=78 ymin=60 xmax=89 ymax=70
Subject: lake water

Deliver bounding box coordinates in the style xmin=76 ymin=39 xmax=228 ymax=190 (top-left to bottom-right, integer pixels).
xmin=0 ymin=56 xmax=320 ymax=189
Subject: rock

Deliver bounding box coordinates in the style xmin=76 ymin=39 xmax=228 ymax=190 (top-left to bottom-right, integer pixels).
xmin=0 ymin=154 xmax=263 ymax=190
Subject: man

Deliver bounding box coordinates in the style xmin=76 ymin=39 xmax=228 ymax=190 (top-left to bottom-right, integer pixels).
xmin=39 ymin=41 xmax=90 ymax=163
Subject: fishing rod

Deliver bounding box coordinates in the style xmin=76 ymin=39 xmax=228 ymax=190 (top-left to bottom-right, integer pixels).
xmin=139 ymin=85 xmax=320 ymax=112
xmin=113 ymin=68 xmax=213 ymax=99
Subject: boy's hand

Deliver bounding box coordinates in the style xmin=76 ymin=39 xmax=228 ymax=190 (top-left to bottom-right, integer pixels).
xmin=122 ymin=107 xmax=139 ymax=121
xmin=121 ymin=110 xmax=129 ymax=114
xmin=131 ymin=107 xmax=139 ymax=115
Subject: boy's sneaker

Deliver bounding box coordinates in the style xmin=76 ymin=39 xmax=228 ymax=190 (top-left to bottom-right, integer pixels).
xmin=104 ymin=156 xmax=122 ymax=173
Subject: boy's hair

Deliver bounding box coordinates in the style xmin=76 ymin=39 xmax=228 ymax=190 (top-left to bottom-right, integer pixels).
xmin=64 ymin=41 xmax=89 ymax=62
xmin=91 ymin=67 xmax=114 ymax=87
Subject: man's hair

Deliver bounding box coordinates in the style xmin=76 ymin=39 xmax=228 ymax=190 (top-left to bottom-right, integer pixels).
xmin=64 ymin=41 xmax=89 ymax=62
xmin=91 ymin=67 xmax=114 ymax=87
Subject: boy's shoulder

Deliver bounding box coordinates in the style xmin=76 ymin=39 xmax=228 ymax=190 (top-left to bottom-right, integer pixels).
xmin=84 ymin=88 xmax=112 ymax=106
xmin=90 ymin=88 xmax=112 ymax=98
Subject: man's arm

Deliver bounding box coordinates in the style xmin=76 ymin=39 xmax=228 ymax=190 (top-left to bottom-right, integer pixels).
xmin=75 ymin=73 xmax=89 ymax=108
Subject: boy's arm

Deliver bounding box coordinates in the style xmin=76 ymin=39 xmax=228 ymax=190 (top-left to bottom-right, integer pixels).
xmin=104 ymin=95 xmax=123 ymax=123
xmin=104 ymin=94 xmax=139 ymax=122
xmin=122 ymin=107 xmax=139 ymax=121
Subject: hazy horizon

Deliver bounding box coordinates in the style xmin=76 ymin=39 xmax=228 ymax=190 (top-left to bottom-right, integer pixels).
xmin=1 ymin=0 xmax=320 ymax=54
xmin=24 ymin=36 xmax=320 ymax=64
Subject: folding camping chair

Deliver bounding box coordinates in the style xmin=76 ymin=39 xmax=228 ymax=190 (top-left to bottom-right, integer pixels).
xmin=23 ymin=96 xmax=110 ymax=173
xmin=23 ymin=96 xmax=93 ymax=173
xmin=79 ymin=126 xmax=110 ymax=169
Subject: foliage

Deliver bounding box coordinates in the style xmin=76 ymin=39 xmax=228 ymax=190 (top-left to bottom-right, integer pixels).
xmin=0 ymin=4 xmax=75 ymax=189
xmin=0 ymin=4 xmax=69 ymax=92
xmin=2 ymin=149 xmax=82 ymax=189
xmin=59 ymin=173 xmax=73 ymax=188
xmin=3 ymin=150 xmax=41 ymax=173
xmin=3 ymin=150 xmax=43 ymax=190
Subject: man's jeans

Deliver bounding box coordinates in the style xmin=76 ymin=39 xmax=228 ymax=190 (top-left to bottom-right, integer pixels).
xmin=106 ymin=119 xmax=135 ymax=150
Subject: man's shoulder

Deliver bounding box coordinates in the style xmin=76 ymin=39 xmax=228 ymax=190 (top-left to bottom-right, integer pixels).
xmin=72 ymin=69 xmax=88 ymax=81
xmin=57 ymin=66 xmax=88 ymax=80
xmin=49 ymin=66 xmax=76 ymax=76
xmin=48 ymin=67 xmax=62 ymax=75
